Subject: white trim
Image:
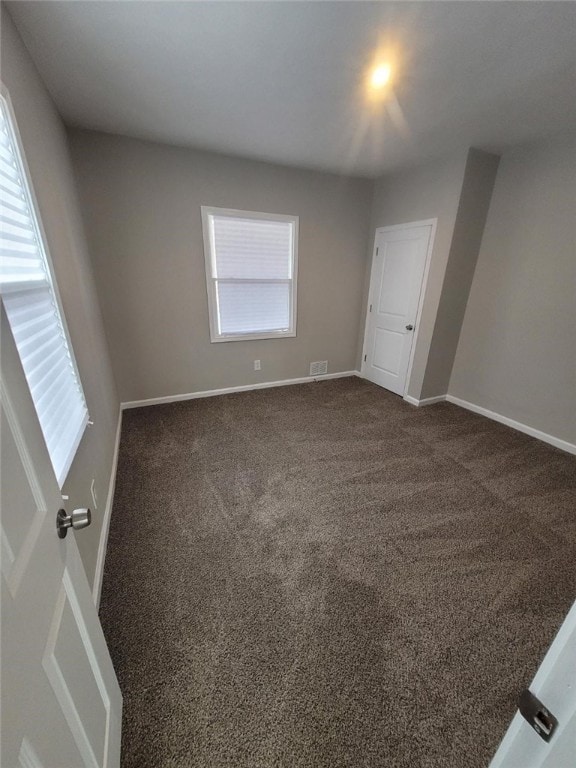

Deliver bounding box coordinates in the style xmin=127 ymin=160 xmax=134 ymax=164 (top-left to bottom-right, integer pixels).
xmin=201 ymin=205 xmax=299 ymax=343
xmin=92 ymin=408 xmax=123 ymax=608
xmin=121 ymin=371 xmax=360 ymax=410
xmin=404 ymin=394 xmax=446 ymax=407
xmin=208 ymin=328 xmax=297 ymax=343
xmin=368 ymin=219 xmax=439 ymax=235
xmin=446 ymin=395 xmax=576 ymax=455
xmin=360 ymin=219 xmax=437 ymax=397
xmin=402 ymin=220 xmax=437 ymax=397
xmin=404 ymin=392 xmax=575 ymax=454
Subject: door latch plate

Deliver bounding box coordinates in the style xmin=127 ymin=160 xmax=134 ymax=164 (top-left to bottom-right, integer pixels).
xmin=518 ymin=689 xmax=558 ymax=742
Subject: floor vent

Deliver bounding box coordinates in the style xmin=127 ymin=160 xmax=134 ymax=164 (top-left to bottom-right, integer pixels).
xmin=310 ymin=361 xmax=328 ymax=376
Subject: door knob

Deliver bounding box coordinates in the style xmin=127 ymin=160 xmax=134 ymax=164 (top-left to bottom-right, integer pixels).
xmin=406 ymin=324 xmax=414 ymax=331
xmin=56 ymin=508 xmax=91 ymax=539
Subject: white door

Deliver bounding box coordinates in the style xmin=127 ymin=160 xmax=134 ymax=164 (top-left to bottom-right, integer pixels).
xmin=361 ymin=223 xmax=433 ymax=396
xmin=490 ymin=600 xmax=576 ymax=768
xmin=1 ymin=310 xmax=122 ymax=768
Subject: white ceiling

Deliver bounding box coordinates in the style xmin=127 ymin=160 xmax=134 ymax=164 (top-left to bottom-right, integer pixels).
xmin=7 ymin=1 xmax=576 ymax=178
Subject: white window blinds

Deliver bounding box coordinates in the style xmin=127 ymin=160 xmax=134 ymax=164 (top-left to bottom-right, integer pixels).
xmin=202 ymin=207 xmax=298 ymax=341
xmin=0 ymin=95 xmax=88 ymax=487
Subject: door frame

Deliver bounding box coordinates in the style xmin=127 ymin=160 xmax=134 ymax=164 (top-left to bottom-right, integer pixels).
xmin=360 ymin=219 xmax=437 ymax=398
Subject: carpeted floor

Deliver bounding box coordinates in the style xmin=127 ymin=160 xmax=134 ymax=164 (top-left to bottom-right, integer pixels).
xmin=100 ymin=377 xmax=576 ymax=768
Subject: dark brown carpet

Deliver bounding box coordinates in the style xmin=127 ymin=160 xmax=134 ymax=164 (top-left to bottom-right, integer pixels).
xmin=100 ymin=377 xmax=576 ymax=768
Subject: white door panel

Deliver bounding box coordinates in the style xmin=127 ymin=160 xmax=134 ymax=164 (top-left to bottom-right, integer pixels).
xmin=372 ymin=328 xmax=404 ymax=376
xmin=491 ymin=601 xmax=576 ymax=768
xmin=1 ymin=308 xmax=121 ymax=768
xmin=377 ymin=239 xmax=421 ymax=317
xmin=362 ymin=223 xmax=433 ymax=396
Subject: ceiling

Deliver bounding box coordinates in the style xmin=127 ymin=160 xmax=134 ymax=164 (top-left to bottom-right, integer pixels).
xmin=7 ymin=1 xmax=576 ymax=178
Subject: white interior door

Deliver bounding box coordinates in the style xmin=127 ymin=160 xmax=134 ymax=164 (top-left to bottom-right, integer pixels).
xmin=490 ymin=600 xmax=576 ymax=768
xmin=1 ymin=310 xmax=122 ymax=768
xmin=362 ymin=223 xmax=433 ymax=396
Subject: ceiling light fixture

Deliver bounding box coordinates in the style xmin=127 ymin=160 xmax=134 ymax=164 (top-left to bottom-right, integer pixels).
xmin=370 ymin=63 xmax=392 ymax=90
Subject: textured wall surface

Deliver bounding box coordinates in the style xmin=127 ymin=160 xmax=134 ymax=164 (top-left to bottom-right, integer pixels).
xmin=421 ymin=149 xmax=500 ymax=399
xmin=450 ymin=135 xmax=576 ymax=444
xmin=68 ymin=129 xmax=373 ymax=403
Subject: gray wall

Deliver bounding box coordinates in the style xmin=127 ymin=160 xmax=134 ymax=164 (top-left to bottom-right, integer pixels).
xmin=1 ymin=9 xmax=119 ymax=588
xmin=365 ymin=154 xmax=468 ymax=399
xmin=67 ymin=129 xmax=374 ymax=403
xmin=421 ymin=149 xmax=500 ymax=399
xmin=450 ymin=135 xmax=576 ymax=444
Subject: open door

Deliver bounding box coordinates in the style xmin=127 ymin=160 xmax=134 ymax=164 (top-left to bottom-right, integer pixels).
xmin=1 ymin=307 xmax=122 ymax=766
xmin=490 ymin=600 xmax=576 ymax=767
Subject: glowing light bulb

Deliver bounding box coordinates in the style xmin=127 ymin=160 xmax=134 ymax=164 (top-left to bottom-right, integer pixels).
xmin=370 ymin=64 xmax=392 ymax=89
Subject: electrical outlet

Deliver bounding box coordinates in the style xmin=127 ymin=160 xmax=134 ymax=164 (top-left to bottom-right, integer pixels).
xmin=254 ymin=360 xmax=261 ymax=371
xmin=90 ymin=479 xmax=98 ymax=510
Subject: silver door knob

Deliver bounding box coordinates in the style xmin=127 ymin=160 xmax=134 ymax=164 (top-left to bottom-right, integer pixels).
xmin=56 ymin=508 xmax=91 ymax=539
xmin=406 ymin=324 xmax=414 ymax=331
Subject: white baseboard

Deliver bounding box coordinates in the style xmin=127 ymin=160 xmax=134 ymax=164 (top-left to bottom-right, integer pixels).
xmin=446 ymin=395 xmax=576 ymax=455
xmin=92 ymin=407 xmax=123 ymax=608
xmin=121 ymin=371 xmax=361 ymax=410
xmin=404 ymin=394 xmax=447 ymax=407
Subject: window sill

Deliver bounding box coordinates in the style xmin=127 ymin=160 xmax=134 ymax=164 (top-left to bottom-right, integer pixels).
xmin=210 ymin=330 xmax=296 ymax=343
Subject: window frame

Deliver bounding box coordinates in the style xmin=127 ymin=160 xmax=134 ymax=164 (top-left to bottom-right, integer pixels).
xmin=201 ymin=206 xmax=299 ymax=343
xmin=0 ymin=86 xmax=89 ymax=487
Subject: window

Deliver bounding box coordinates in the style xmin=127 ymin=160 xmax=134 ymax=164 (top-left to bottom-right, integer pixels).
xmin=0 ymin=93 xmax=88 ymax=487
xmin=202 ymin=207 xmax=298 ymax=342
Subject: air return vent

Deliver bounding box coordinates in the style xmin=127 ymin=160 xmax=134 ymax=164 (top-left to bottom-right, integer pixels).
xmin=309 ymin=361 xmax=328 ymax=376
